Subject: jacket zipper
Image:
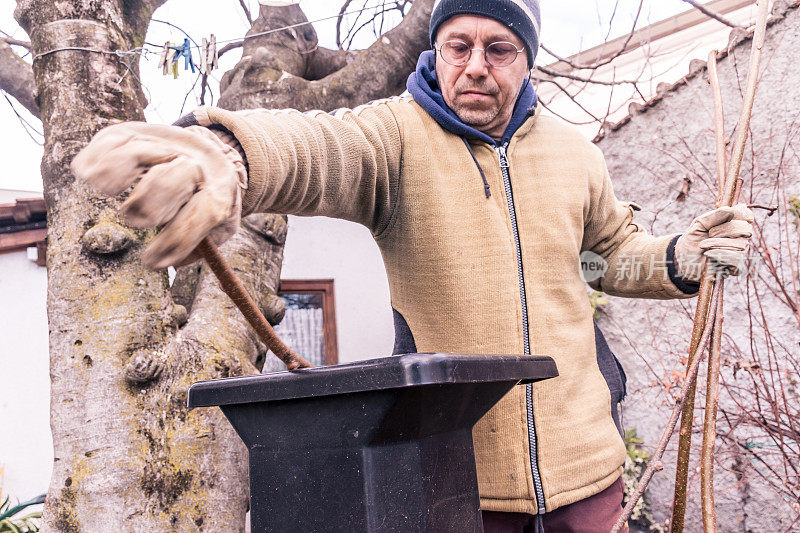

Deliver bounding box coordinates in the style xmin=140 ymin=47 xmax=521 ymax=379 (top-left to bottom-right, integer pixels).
xmin=497 ymin=142 xmax=546 ymax=515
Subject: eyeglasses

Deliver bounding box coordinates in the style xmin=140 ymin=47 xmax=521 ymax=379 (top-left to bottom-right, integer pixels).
xmin=436 ymin=40 xmax=524 ymax=68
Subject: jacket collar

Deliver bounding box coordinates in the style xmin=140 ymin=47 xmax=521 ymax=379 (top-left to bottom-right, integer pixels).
xmin=407 ymin=50 xmax=538 ymax=147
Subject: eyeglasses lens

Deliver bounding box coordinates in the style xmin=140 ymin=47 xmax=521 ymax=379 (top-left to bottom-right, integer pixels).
xmin=486 ymin=42 xmax=518 ymax=67
xmin=441 ymin=41 xmax=470 ymax=65
xmin=440 ymin=41 xmax=519 ymax=67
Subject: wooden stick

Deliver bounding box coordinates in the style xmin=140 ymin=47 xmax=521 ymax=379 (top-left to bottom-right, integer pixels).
xmin=701 ymin=282 xmax=724 ymax=532
xmin=671 ymin=2 xmax=770 ymax=529
xmin=699 ymin=48 xmax=728 ymax=533
xmin=709 ymin=50 xmax=728 ymax=207
xmin=672 ymin=275 xmax=715 ymax=530
xmin=723 ymin=0 xmax=771 ymax=206
xmin=611 ymin=276 xmax=724 ymax=533
xmin=196 ymin=238 xmax=314 ymax=371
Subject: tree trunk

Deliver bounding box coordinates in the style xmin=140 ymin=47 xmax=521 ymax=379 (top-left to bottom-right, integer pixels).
xmin=12 ymin=1 xmax=273 ymax=530
xmin=11 ymin=0 xmax=431 ymax=529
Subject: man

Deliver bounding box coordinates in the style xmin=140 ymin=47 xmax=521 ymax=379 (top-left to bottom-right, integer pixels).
xmin=72 ymin=0 xmax=754 ymax=530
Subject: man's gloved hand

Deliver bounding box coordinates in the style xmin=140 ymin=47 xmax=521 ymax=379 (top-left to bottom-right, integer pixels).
xmin=674 ymin=204 xmax=754 ymax=283
xmin=71 ymin=122 xmax=247 ymax=269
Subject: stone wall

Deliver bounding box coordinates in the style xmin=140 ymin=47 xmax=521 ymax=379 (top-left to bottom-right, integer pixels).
xmin=594 ymin=3 xmax=800 ymax=531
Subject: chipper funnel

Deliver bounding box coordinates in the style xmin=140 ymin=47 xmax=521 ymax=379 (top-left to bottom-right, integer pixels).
xmin=188 ymin=353 xmax=557 ymax=532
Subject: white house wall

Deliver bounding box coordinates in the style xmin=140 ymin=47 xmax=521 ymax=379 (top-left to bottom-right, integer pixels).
xmin=0 ymin=249 xmax=51 ymax=502
xmin=280 ymin=215 xmax=395 ymax=363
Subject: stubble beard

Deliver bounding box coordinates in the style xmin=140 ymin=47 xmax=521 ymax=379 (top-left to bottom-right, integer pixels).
xmin=451 ymin=101 xmax=500 ymax=128
xmin=449 ymin=79 xmax=503 ymax=128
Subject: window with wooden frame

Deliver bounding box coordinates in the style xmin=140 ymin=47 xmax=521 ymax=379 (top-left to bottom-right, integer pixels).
xmin=263 ymin=279 xmax=338 ymax=371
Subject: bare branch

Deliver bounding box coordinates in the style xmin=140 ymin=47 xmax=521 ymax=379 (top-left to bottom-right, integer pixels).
xmin=0 ymin=36 xmax=31 ymax=49
xmin=0 ymin=38 xmax=39 ymax=118
xmin=537 ymin=98 xmax=601 ymax=126
xmin=218 ymin=40 xmax=242 ymax=58
xmin=196 ymin=238 xmax=313 ymax=370
xmin=539 ymin=0 xmax=644 ymax=71
xmin=681 ymin=0 xmax=744 ymax=29
xmin=336 ymin=1 xmax=411 ymax=51
xmin=747 ymin=203 xmax=779 ymax=215
xmin=672 ymin=2 xmax=771 ymax=528
xmin=535 ymin=64 xmax=640 ymax=87
xmin=611 ymin=278 xmax=724 ymax=533
xmin=336 ymin=0 xmax=355 ymax=49
xmin=537 ymin=78 xmax=603 ymax=123
xmin=238 ymin=0 xmax=254 ymax=25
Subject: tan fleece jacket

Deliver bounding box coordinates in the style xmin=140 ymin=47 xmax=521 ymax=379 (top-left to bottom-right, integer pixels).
xmin=196 ymin=97 xmax=695 ymax=514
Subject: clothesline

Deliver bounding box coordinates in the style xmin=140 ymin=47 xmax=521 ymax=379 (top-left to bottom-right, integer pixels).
xmin=208 ymin=2 xmax=398 ymax=47
xmin=31 ymin=2 xmax=397 ymax=65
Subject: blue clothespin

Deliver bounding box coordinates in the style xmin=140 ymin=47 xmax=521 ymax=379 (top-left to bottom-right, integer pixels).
xmin=172 ymin=38 xmax=195 ymax=73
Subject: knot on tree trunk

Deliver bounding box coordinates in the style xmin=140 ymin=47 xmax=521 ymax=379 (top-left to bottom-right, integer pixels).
xmin=263 ymin=292 xmax=286 ymax=326
xmin=168 ymin=303 xmax=188 ymax=328
xmin=125 ymin=348 xmax=166 ymax=384
xmin=81 ymin=220 xmax=135 ymax=254
xmin=242 ymin=213 xmax=288 ymax=245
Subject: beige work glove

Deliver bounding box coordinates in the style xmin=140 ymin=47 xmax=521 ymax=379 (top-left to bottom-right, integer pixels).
xmin=71 ymin=122 xmax=247 ymax=269
xmin=674 ymin=204 xmax=754 ymax=283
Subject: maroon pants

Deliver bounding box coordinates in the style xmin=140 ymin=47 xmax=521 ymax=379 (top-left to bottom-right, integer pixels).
xmin=482 ymin=477 xmax=627 ymax=533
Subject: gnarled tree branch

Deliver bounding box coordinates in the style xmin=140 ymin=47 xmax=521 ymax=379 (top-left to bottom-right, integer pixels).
xmin=1 ymin=36 xmax=31 ymax=49
xmin=238 ymin=0 xmax=254 ymax=25
xmin=305 ymin=45 xmax=356 ymax=80
xmin=0 ymin=38 xmax=38 ymax=117
xmin=219 ymin=0 xmax=434 ymax=112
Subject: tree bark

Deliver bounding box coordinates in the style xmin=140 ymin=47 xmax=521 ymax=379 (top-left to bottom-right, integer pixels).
xmin=219 ymin=0 xmax=434 ymax=112
xmin=15 ymin=0 xmax=431 ymax=530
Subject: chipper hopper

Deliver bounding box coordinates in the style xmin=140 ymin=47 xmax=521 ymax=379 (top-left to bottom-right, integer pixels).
xmin=187 ymin=238 xmax=559 ymax=532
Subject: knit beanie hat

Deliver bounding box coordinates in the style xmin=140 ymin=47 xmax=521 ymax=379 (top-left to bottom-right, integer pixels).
xmin=429 ymin=0 xmax=541 ymax=68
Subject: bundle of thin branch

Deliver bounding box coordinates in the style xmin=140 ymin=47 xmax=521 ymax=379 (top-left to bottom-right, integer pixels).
xmin=611 ymin=1 xmax=772 ymax=531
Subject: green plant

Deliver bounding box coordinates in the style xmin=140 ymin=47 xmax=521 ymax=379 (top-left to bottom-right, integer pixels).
xmin=789 ymin=195 xmax=800 ymax=230
xmin=621 ymin=428 xmax=665 ymax=532
xmin=0 ymin=493 xmax=45 ymax=533
xmin=589 ymin=291 xmax=610 ymax=318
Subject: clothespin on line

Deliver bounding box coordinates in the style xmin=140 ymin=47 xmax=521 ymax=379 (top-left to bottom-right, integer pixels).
xmin=158 ymin=39 xmax=194 ymax=78
xmin=176 ymin=38 xmax=195 ymax=74
xmin=159 ymin=41 xmax=180 ymax=78
xmin=200 ymin=34 xmax=218 ymax=75
xmin=158 ymin=42 xmax=170 ymax=75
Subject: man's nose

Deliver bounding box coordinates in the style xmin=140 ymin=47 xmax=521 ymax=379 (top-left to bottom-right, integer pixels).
xmin=463 ymin=48 xmax=489 ymax=78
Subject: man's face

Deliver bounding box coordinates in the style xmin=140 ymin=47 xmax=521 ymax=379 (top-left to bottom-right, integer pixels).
xmin=435 ymin=15 xmax=529 ymax=140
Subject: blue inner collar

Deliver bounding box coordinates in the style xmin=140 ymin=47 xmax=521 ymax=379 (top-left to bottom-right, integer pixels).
xmin=406 ymin=50 xmax=537 ymax=146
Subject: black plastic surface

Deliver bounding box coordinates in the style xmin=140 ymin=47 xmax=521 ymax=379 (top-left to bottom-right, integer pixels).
xmin=188 ymin=353 xmax=558 ymax=407
xmin=188 ymin=353 xmax=558 ymax=533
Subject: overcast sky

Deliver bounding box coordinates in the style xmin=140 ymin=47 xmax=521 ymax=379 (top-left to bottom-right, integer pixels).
xmin=0 ymin=0 xmax=691 ymax=193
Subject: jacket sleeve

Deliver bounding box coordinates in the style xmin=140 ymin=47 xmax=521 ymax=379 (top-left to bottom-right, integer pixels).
xmin=581 ymin=143 xmax=698 ymax=299
xmin=192 ymin=101 xmax=403 ymax=237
